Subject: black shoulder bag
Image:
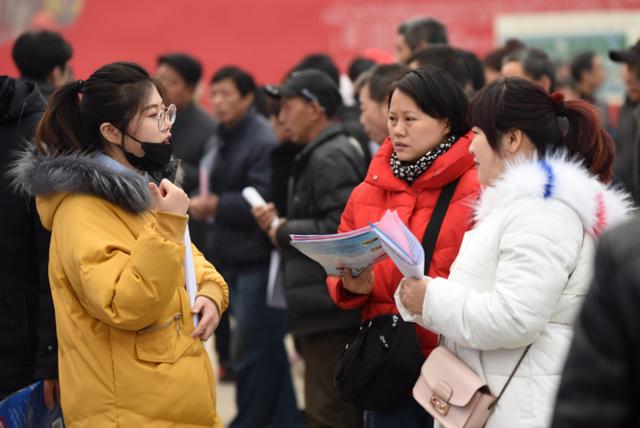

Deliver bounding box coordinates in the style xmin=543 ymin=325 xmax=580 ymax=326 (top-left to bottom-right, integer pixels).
xmin=334 ymin=178 xmax=461 ymax=411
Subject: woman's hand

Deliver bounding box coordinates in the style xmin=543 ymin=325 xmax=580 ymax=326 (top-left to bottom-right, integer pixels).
xmin=148 ymin=179 xmax=190 ymax=215
xmin=399 ymin=276 xmax=430 ymax=315
xmin=191 ymin=296 xmax=220 ymax=341
xmin=342 ymin=267 xmax=375 ymax=295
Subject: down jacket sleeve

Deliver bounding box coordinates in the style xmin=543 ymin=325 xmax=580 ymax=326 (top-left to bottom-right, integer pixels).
xmin=419 ymin=199 xmax=583 ymax=351
xmin=56 ymin=196 xmax=189 ymax=331
xmin=191 ymin=243 xmax=229 ymax=315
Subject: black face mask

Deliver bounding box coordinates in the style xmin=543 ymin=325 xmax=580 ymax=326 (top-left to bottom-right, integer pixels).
xmin=121 ymin=133 xmax=173 ymax=172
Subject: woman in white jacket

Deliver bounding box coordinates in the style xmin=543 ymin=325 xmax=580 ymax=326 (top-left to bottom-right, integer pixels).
xmin=396 ymin=78 xmax=633 ymax=427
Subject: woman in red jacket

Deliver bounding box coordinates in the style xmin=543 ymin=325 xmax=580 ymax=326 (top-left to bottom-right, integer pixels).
xmin=327 ymin=67 xmax=480 ymax=427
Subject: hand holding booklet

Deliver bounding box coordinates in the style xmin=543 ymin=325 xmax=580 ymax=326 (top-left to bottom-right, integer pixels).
xmin=289 ymin=209 xmax=425 ymax=278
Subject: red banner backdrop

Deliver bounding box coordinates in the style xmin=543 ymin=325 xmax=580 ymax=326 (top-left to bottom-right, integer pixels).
xmin=1 ymin=0 xmax=639 ymax=85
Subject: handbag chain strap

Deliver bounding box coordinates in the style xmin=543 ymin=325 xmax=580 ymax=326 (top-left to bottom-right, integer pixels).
xmin=489 ymin=344 xmax=532 ymax=409
xmin=490 ymin=229 xmax=586 ymax=410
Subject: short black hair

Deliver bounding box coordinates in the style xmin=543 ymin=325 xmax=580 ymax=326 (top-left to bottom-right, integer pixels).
xmin=398 ymin=17 xmax=448 ymax=50
xmin=290 ymin=53 xmax=340 ymax=86
xmin=389 ymin=66 xmax=469 ymax=138
xmin=157 ymin=53 xmax=202 ymax=87
xmin=457 ymin=49 xmax=485 ymax=91
xmin=409 ymin=46 xmax=470 ymax=90
xmin=367 ymin=64 xmax=409 ymax=103
xmin=503 ymin=47 xmax=556 ymax=92
xmin=12 ymin=30 xmax=72 ymax=80
xmin=348 ymin=57 xmax=376 ymax=83
xmin=483 ymin=39 xmax=526 ymax=73
xmin=211 ymin=65 xmax=256 ymax=97
xmin=570 ymin=51 xmax=596 ymax=83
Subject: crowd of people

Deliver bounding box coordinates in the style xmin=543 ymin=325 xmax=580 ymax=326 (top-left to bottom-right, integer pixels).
xmin=2 ymin=14 xmax=640 ymax=428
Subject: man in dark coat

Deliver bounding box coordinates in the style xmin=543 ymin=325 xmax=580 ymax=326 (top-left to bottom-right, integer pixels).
xmin=609 ymin=40 xmax=640 ymax=204
xmin=0 ymin=76 xmax=58 ymax=407
xmin=189 ymin=66 xmax=304 ymax=428
xmin=262 ymin=69 xmax=367 ymax=428
xmin=551 ymin=215 xmax=640 ymax=427
xmin=11 ymin=30 xmax=73 ymax=98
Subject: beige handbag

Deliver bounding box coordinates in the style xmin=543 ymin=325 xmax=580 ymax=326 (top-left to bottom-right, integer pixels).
xmin=413 ymin=345 xmax=530 ymax=428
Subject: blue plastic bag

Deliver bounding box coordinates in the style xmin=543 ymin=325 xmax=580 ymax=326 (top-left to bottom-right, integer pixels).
xmin=0 ymin=381 xmax=64 ymax=428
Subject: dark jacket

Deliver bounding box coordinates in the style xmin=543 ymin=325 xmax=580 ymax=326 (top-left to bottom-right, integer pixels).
xmin=171 ymin=101 xmax=217 ymax=195
xmin=270 ymin=142 xmax=303 ymax=214
xmin=613 ymin=97 xmax=640 ymax=204
xmin=0 ymin=77 xmax=57 ymax=398
xmin=276 ymin=123 xmax=366 ymax=336
xmin=551 ymin=215 xmax=640 ymax=427
xmin=206 ymin=109 xmax=276 ymax=267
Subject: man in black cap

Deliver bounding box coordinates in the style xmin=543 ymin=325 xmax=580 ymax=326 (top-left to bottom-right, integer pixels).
xmin=256 ymin=69 xmax=366 ymax=427
xmin=156 ymin=53 xmax=217 ymax=195
xmin=609 ymin=40 xmax=640 ymax=203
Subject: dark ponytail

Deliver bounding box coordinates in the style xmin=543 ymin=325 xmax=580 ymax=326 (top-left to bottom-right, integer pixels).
xmin=35 ymin=61 xmax=162 ymax=156
xmin=562 ymin=99 xmax=615 ymax=182
xmin=468 ymin=77 xmax=614 ymax=183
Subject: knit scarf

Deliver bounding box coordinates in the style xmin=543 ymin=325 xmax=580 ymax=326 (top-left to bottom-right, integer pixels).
xmin=390 ymin=134 xmax=456 ymax=183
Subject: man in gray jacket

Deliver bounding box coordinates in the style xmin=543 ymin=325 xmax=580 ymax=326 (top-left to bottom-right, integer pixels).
xmin=260 ymin=70 xmax=366 ymax=427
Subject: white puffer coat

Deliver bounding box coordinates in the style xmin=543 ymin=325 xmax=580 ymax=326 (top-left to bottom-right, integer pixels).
xmin=397 ymin=155 xmax=633 ymax=427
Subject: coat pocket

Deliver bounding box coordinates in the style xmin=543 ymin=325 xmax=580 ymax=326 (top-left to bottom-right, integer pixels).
xmin=135 ymin=314 xmax=193 ymax=364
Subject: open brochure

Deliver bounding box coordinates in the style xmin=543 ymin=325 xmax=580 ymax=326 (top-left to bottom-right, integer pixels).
xmin=370 ymin=209 xmax=424 ymax=279
xmin=289 ymin=209 xmax=425 ymax=278
xmin=290 ymin=226 xmax=387 ymax=276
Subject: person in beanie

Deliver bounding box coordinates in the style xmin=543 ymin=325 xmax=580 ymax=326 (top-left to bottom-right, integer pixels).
xmin=255 ymin=69 xmax=367 ymax=427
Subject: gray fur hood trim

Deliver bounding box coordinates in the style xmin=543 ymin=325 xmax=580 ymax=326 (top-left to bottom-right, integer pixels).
xmin=10 ymin=149 xmax=153 ymax=213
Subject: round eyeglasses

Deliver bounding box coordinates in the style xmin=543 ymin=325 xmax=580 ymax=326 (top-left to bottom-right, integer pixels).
xmin=157 ymin=104 xmax=177 ymax=131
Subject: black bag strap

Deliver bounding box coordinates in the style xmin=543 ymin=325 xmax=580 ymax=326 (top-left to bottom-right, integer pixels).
xmin=421 ymin=177 xmax=460 ymax=273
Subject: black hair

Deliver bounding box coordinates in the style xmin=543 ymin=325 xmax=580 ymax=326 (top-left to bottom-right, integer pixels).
xmin=290 ymin=53 xmax=340 ymax=86
xmin=12 ymin=30 xmax=72 ymax=80
xmin=570 ymin=51 xmax=597 ymax=83
xmin=408 ymin=46 xmax=470 ymax=90
xmin=483 ymin=39 xmax=525 ymax=73
xmin=35 ymin=62 xmax=162 ymax=155
xmin=211 ymin=66 xmax=256 ymax=98
xmin=348 ymin=57 xmax=376 ymax=83
xmin=457 ymin=49 xmax=486 ymax=91
xmin=156 ymin=52 xmax=202 ymax=87
xmin=367 ymin=64 xmax=409 ymax=103
xmin=503 ymin=47 xmax=556 ymax=92
xmin=398 ymin=17 xmax=448 ymax=50
xmin=468 ymin=77 xmax=614 ymax=182
xmin=389 ymin=66 xmax=469 ymax=138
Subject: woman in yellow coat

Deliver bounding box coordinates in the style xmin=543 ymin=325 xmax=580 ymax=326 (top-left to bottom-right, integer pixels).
xmin=12 ymin=62 xmax=229 ymax=427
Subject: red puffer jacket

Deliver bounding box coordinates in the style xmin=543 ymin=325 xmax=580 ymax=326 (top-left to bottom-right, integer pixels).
xmin=326 ymin=133 xmax=480 ymax=357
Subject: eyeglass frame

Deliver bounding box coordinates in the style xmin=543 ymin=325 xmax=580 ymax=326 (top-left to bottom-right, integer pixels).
xmin=156 ymin=104 xmax=177 ymax=131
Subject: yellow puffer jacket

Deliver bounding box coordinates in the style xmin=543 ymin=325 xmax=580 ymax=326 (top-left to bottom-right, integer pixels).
xmin=15 ymin=152 xmax=228 ymax=427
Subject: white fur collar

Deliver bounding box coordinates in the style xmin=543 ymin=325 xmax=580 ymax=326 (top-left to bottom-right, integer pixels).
xmin=474 ymin=154 xmax=635 ymax=236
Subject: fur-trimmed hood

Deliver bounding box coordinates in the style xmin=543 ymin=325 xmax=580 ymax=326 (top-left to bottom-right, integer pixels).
xmin=474 ymin=154 xmax=635 ymax=237
xmin=9 ymin=150 xmax=154 ymax=229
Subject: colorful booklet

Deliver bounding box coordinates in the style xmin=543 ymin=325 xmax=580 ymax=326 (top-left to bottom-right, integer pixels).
xmin=290 ymin=226 xmax=386 ymax=276
xmin=289 ymin=209 xmax=425 ymax=278
xmin=370 ymin=210 xmax=424 ymax=278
